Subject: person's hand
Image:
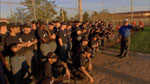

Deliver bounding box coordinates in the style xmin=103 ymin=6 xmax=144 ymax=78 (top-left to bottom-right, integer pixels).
xmin=66 ymin=69 xmax=71 ymax=79
xmin=89 ymin=77 xmax=94 ymax=84
xmin=27 ymin=42 xmax=33 ymax=47
xmin=117 ymin=39 xmax=120 ymax=43
xmin=51 ymin=34 xmax=56 ymax=39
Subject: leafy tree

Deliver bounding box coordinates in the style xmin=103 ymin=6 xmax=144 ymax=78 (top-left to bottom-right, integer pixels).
xmin=56 ymin=9 xmax=69 ymax=22
xmin=83 ymin=12 xmax=89 ymax=21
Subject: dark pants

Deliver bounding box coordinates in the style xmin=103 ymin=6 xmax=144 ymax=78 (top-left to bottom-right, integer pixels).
xmin=10 ymin=55 xmax=28 ymax=84
xmin=120 ymin=37 xmax=130 ymax=57
xmin=0 ymin=60 xmax=7 ymax=84
xmin=60 ymin=44 xmax=68 ymax=62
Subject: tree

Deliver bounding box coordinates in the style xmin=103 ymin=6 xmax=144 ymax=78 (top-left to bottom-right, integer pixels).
xmin=83 ymin=12 xmax=89 ymax=21
xmin=9 ymin=7 xmax=30 ymax=23
xmin=56 ymin=9 xmax=69 ymax=22
xmin=25 ymin=0 xmax=57 ymax=21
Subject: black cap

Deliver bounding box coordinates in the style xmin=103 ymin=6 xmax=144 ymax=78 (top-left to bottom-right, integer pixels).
xmin=84 ymin=47 xmax=92 ymax=53
xmin=82 ymin=37 xmax=89 ymax=41
xmin=48 ymin=22 xmax=54 ymax=26
xmin=61 ymin=22 xmax=67 ymax=25
xmin=47 ymin=52 xmax=58 ymax=59
xmin=7 ymin=23 xmax=16 ymax=29
xmin=23 ymin=23 xmax=31 ymax=28
xmin=0 ymin=22 xmax=7 ymax=27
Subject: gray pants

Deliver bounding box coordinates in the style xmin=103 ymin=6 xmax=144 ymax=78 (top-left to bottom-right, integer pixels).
xmin=120 ymin=37 xmax=130 ymax=57
xmin=49 ymin=42 xmax=57 ymax=53
xmin=10 ymin=55 xmax=28 ymax=84
xmin=24 ymin=50 xmax=34 ymax=73
xmin=40 ymin=43 xmax=51 ymax=56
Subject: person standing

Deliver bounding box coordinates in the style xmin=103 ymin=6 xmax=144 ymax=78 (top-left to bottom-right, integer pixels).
xmin=117 ymin=19 xmax=133 ymax=58
xmin=0 ymin=22 xmax=8 ymax=84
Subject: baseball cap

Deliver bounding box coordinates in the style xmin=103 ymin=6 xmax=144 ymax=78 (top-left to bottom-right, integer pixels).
xmin=23 ymin=23 xmax=31 ymax=28
xmin=0 ymin=22 xmax=7 ymax=27
xmin=82 ymin=37 xmax=89 ymax=41
xmin=7 ymin=23 xmax=16 ymax=29
xmin=84 ymin=47 xmax=92 ymax=53
xmin=47 ymin=52 xmax=58 ymax=59
xmin=124 ymin=19 xmax=128 ymax=22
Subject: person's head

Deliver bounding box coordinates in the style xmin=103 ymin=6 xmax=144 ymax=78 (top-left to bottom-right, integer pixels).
xmin=47 ymin=52 xmax=58 ymax=64
xmin=81 ymin=38 xmax=89 ymax=46
xmin=83 ymin=47 xmax=92 ymax=58
xmin=0 ymin=22 xmax=7 ymax=34
xmin=55 ymin=21 xmax=61 ymax=28
xmin=15 ymin=22 xmax=21 ymax=33
xmin=32 ymin=20 xmax=37 ymax=30
xmin=48 ymin=22 xmax=54 ymax=30
xmin=61 ymin=22 xmax=67 ymax=30
xmin=23 ymin=23 xmax=31 ymax=34
xmin=39 ymin=21 xmax=46 ymax=30
xmin=123 ymin=19 xmax=129 ymax=26
xmin=7 ymin=23 xmax=16 ymax=34
xmin=67 ymin=22 xmax=72 ymax=29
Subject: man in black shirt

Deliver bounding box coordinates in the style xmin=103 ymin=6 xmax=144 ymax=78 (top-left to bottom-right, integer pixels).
xmin=37 ymin=21 xmax=51 ymax=57
xmin=42 ymin=52 xmax=70 ymax=84
xmin=48 ymin=22 xmax=57 ymax=53
xmin=0 ymin=22 xmax=7 ymax=84
xmin=58 ymin=22 xmax=68 ymax=62
xmin=21 ymin=23 xmax=37 ymax=74
xmin=74 ymin=47 xmax=94 ymax=83
xmin=5 ymin=23 xmax=29 ymax=84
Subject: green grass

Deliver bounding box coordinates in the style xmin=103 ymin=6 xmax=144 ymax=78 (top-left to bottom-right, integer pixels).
xmin=112 ymin=26 xmax=150 ymax=53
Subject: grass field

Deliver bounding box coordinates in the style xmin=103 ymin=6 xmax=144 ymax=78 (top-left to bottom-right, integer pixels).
xmin=112 ymin=26 xmax=150 ymax=53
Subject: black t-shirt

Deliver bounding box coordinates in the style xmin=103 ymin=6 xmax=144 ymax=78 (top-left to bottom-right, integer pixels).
xmin=90 ymin=39 xmax=97 ymax=47
xmin=5 ymin=35 xmax=24 ymax=56
xmin=80 ymin=54 xmax=89 ymax=68
xmin=37 ymin=29 xmax=49 ymax=43
xmin=58 ymin=29 xmax=68 ymax=44
xmin=0 ymin=34 xmax=8 ymax=47
xmin=66 ymin=29 xmax=72 ymax=41
xmin=45 ymin=61 xmax=53 ymax=78
xmin=52 ymin=60 xmax=65 ymax=77
xmin=21 ymin=33 xmax=36 ymax=50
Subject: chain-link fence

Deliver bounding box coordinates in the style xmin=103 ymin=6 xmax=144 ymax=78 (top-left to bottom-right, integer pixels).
xmin=0 ymin=0 xmax=150 ymax=26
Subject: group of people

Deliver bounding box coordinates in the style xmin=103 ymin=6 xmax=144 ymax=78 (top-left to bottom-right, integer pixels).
xmin=0 ymin=19 xmax=133 ymax=84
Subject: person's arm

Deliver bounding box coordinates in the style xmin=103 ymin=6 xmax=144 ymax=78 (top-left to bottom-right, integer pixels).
xmin=58 ymin=38 xmax=63 ymax=47
xmin=80 ymin=66 xmax=94 ymax=83
xmin=27 ymin=39 xmax=37 ymax=47
xmin=62 ymin=62 xmax=70 ymax=79
xmin=11 ymin=42 xmax=27 ymax=52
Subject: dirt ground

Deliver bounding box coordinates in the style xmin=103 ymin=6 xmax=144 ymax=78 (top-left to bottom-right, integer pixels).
xmin=90 ymin=47 xmax=150 ymax=84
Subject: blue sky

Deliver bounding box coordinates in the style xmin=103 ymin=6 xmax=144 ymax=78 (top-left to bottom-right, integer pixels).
xmin=0 ymin=0 xmax=150 ymax=18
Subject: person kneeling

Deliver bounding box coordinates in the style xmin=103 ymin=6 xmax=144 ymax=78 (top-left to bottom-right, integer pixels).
xmin=42 ymin=52 xmax=70 ymax=84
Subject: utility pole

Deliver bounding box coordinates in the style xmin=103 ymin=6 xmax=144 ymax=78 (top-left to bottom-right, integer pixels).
xmin=78 ymin=0 xmax=83 ymax=22
xmin=61 ymin=8 xmax=64 ymax=22
xmin=76 ymin=0 xmax=79 ymax=20
xmin=113 ymin=0 xmax=115 ymax=26
xmin=131 ymin=0 xmax=134 ymax=22
xmin=32 ymin=0 xmax=36 ymax=20
xmin=9 ymin=0 xmax=12 ymax=17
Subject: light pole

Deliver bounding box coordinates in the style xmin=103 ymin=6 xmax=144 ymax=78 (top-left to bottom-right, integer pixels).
xmin=131 ymin=0 xmax=134 ymax=22
xmin=32 ymin=0 xmax=36 ymax=20
xmin=78 ymin=0 xmax=83 ymax=22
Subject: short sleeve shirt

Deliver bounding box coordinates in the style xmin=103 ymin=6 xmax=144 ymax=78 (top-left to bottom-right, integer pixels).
xmin=119 ymin=25 xmax=133 ymax=37
xmin=37 ymin=29 xmax=49 ymax=43
xmin=58 ymin=29 xmax=68 ymax=44
xmin=80 ymin=55 xmax=89 ymax=68
xmin=5 ymin=35 xmax=24 ymax=55
xmin=21 ymin=33 xmax=36 ymax=50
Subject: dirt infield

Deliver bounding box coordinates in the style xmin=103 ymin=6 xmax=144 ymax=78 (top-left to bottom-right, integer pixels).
xmin=91 ymin=48 xmax=150 ymax=84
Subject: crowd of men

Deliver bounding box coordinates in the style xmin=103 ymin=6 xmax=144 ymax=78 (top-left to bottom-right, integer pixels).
xmin=0 ymin=19 xmax=137 ymax=84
